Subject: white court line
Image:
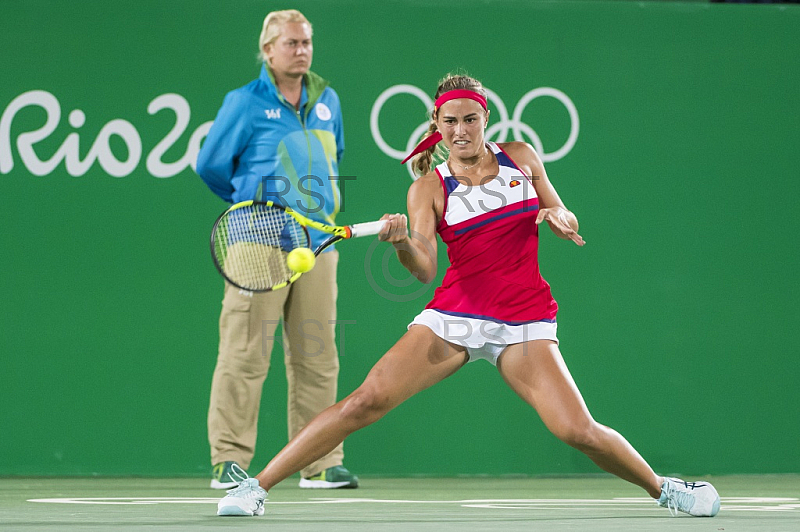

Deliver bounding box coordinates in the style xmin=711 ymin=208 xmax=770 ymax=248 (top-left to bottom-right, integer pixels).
xmin=26 ymin=497 xmax=800 ymax=512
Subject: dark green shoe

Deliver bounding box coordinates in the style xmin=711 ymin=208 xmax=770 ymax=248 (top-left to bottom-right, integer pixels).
xmin=299 ymin=465 xmax=359 ymax=489
xmin=211 ymin=461 xmax=241 ymax=490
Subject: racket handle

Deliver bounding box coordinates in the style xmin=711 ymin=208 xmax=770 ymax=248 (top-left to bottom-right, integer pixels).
xmin=349 ymin=220 xmax=386 ymax=238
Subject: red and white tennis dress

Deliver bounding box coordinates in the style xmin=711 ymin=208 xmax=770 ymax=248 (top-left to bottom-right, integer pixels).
xmin=409 ymin=142 xmax=558 ymax=364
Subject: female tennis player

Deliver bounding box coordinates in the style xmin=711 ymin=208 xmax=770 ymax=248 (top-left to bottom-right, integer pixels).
xmin=216 ymin=74 xmax=721 ymax=518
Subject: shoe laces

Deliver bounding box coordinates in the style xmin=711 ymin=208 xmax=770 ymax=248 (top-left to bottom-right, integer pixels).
xmin=662 ymin=481 xmax=694 ymax=517
xmin=226 ymin=463 xmax=249 ymax=486
xmin=225 ymin=479 xmax=261 ymax=499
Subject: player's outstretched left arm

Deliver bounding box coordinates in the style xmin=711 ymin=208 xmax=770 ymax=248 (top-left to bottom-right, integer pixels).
xmin=504 ymin=142 xmax=585 ymax=246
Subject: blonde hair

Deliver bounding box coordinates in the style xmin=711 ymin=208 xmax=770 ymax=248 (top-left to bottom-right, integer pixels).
xmin=258 ymin=9 xmax=312 ymax=63
xmin=411 ymin=74 xmax=489 ymax=177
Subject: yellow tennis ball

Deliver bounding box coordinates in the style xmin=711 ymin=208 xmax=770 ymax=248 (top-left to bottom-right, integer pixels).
xmin=287 ymin=248 xmax=316 ymax=273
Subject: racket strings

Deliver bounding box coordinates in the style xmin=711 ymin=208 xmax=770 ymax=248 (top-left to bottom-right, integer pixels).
xmin=214 ymin=205 xmax=309 ymax=291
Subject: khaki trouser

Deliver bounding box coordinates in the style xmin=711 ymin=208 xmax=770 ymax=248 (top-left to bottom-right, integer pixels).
xmin=208 ymin=250 xmax=343 ymax=478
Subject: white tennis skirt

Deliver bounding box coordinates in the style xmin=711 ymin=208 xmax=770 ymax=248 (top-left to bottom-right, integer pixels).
xmin=408 ymin=309 xmax=558 ymax=366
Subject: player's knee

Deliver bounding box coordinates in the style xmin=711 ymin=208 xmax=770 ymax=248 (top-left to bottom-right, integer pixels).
xmin=555 ymin=420 xmax=602 ymax=451
xmin=339 ymin=387 xmax=391 ymax=426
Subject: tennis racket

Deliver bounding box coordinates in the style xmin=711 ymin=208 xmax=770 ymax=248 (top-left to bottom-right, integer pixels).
xmin=210 ymin=200 xmax=386 ymax=292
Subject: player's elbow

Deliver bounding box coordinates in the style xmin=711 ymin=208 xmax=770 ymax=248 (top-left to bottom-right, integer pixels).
xmin=414 ymin=266 xmax=437 ymax=284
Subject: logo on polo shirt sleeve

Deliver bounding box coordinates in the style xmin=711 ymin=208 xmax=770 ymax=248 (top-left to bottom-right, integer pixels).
xmin=315 ymin=102 xmax=332 ymax=121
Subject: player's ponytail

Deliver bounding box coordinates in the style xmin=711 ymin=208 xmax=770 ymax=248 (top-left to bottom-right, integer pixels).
xmin=411 ymin=121 xmax=442 ymax=177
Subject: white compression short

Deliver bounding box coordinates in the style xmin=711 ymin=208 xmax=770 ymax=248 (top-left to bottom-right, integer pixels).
xmin=408 ymin=309 xmax=558 ymax=366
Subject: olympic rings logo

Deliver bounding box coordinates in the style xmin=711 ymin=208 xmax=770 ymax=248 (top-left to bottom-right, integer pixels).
xmin=370 ymin=85 xmax=579 ymax=179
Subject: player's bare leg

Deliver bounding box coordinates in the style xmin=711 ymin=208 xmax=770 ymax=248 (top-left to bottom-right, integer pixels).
xmin=255 ymin=325 xmax=468 ymax=491
xmin=497 ymin=340 xmax=662 ymax=498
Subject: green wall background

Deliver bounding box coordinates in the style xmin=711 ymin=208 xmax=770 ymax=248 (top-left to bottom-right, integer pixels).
xmin=1 ymin=0 xmax=798 ymax=477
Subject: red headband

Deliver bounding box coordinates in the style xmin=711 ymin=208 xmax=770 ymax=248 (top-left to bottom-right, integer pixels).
xmin=434 ymin=89 xmax=487 ymax=111
xmin=400 ymin=89 xmax=488 ymax=165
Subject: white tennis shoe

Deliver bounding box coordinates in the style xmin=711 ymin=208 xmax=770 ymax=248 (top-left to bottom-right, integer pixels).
xmin=217 ymin=476 xmax=267 ymax=517
xmin=657 ymin=477 xmax=720 ymax=517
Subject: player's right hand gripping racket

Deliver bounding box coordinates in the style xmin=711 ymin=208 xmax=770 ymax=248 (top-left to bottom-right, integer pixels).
xmin=210 ymin=200 xmax=386 ymax=292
